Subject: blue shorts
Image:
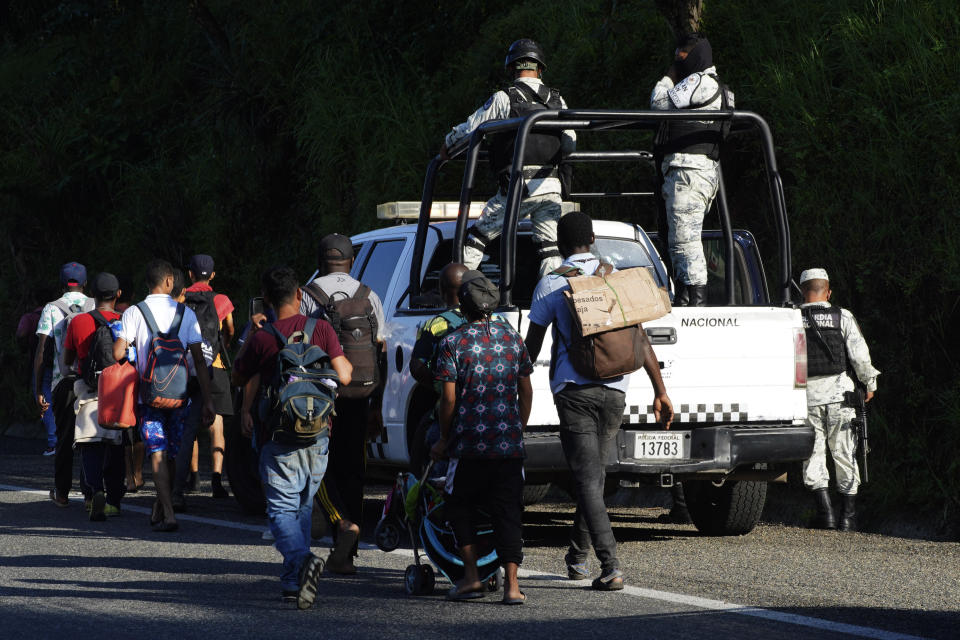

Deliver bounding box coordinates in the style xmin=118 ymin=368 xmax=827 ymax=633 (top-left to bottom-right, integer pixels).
xmin=139 ymin=405 xmax=188 ymax=457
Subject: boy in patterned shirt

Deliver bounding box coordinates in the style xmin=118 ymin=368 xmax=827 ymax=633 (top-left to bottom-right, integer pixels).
xmin=431 ymin=271 xmax=533 ymax=605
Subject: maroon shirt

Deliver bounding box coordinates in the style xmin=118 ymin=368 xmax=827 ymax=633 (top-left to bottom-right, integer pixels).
xmin=234 ymin=314 xmax=344 ymax=382
xmin=235 ymin=314 xmax=344 ymax=446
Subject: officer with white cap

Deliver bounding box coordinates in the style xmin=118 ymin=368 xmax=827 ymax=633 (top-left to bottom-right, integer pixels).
xmin=441 ymin=38 xmax=576 ymax=278
xmin=799 ymin=268 xmax=879 ymax=531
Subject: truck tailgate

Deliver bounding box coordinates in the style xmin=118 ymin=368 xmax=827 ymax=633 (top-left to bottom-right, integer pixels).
xmin=521 ymin=306 xmax=807 ymax=428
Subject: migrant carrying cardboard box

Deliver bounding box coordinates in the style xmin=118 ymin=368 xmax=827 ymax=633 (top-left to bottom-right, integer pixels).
xmin=563 ymin=267 xmax=671 ymax=336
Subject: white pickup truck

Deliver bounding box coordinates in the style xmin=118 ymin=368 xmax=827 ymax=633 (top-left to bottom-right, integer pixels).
xmin=225 ymin=109 xmax=814 ymax=536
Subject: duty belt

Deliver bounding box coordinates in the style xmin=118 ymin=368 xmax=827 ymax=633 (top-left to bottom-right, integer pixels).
xmin=498 ymin=166 xmax=559 ymax=195
xmin=522 ymin=165 xmax=559 ymax=181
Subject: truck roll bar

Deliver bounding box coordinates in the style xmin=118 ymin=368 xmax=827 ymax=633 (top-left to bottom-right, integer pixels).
xmin=410 ymin=109 xmax=792 ymax=307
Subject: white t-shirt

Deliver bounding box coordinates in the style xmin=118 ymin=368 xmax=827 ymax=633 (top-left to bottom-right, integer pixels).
xmin=36 ymin=291 xmax=94 ymax=387
xmin=120 ymin=294 xmax=204 ymax=378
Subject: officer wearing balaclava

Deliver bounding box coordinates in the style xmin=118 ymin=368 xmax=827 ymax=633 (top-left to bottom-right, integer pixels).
xmin=650 ymin=33 xmax=735 ymax=307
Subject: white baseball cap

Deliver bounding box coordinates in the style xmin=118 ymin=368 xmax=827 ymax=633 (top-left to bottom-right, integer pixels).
xmin=799 ymin=268 xmax=829 ymax=284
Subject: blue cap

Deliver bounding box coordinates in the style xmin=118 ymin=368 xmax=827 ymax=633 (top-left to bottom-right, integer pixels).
xmin=60 ymin=262 xmax=87 ymax=286
xmin=189 ymin=254 xmax=215 ymax=278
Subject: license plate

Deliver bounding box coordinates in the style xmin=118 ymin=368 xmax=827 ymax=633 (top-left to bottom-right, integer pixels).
xmin=634 ymin=431 xmax=687 ymax=459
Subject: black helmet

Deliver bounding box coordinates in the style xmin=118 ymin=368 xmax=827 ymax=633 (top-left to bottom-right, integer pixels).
xmin=504 ymin=38 xmax=546 ymax=70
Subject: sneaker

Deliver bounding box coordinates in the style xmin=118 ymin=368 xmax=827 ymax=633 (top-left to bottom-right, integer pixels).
xmin=297 ymin=554 xmax=324 ymax=610
xmin=171 ymin=493 xmax=187 ymax=513
xmin=89 ymin=491 xmax=106 ymax=522
xmin=42 ymin=447 xmax=56 ymax=456
xmin=281 ymin=590 xmax=299 ymax=608
xmin=592 ymin=568 xmax=624 ymax=591
xmin=104 ymin=504 xmax=121 ymax=517
xmin=49 ymin=489 xmax=69 ymax=508
xmin=567 ymin=562 xmax=590 ymax=580
xmin=564 ymin=552 xmax=590 ymax=580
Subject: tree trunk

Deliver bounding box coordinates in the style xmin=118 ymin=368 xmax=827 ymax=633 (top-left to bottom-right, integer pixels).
xmin=654 ymin=0 xmax=703 ymax=40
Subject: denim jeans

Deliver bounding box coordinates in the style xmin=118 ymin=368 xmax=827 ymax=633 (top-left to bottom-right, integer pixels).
xmin=554 ymin=384 xmax=626 ymax=572
xmin=36 ymin=368 xmax=56 ymax=447
xmin=259 ymin=434 xmax=329 ymax=590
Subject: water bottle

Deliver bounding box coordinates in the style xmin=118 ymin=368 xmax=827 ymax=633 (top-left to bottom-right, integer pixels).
xmin=126 ymin=345 xmax=137 ymax=364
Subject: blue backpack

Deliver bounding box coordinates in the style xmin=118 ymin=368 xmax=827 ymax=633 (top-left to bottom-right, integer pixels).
xmin=260 ymin=318 xmax=340 ymax=445
xmin=136 ymin=302 xmax=189 ymax=409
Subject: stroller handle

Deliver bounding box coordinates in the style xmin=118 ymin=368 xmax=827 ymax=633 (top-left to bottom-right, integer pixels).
xmin=419 ymin=461 xmax=434 ymax=487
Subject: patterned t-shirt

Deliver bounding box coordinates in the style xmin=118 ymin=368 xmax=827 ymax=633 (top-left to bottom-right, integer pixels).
xmin=435 ymin=319 xmax=533 ymax=459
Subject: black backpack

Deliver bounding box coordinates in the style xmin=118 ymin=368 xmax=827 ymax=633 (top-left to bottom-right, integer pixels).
xmin=258 ymin=318 xmax=339 ymax=444
xmin=303 ymin=282 xmax=380 ymax=400
xmin=184 ymin=290 xmax=222 ymax=360
xmin=82 ymin=310 xmax=120 ymax=389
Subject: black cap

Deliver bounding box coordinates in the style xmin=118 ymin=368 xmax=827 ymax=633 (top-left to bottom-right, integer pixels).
xmin=319 ymin=234 xmax=354 ymax=261
xmin=189 ymin=254 xmax=215 ymax=278
xmin=92 ymin=272 xmax=120 ymax=299
xmin=459 ymin=272 xmax=499 ymax=316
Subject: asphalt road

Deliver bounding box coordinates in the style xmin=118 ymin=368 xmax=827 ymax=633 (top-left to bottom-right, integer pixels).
xmin=1 ymin=435 xmax=957 ymax=640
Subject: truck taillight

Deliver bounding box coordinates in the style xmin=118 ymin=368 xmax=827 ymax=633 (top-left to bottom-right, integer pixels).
xmin=794 ymin=328 xmax=807 ymax=387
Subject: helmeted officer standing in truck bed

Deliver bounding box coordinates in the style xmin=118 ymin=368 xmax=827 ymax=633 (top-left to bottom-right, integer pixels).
xmin=441 ymin=38 xmax=576 ymax=278
xmin=650 ymin=33 xmax=734 ymax=307
xmin=800 ymin=268 xmax=879 ymax=532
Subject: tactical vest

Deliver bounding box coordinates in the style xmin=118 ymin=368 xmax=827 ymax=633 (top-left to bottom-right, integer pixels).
xmin=654 ymin=73 xmax=730 ymax=161
xmin=488 ymin=82 xmax=564 ymax=180
xmin=803 ymin=305 xmax=847 ymax=377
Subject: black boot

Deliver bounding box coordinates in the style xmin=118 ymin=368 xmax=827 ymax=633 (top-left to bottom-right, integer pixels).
xmin=673 ymin=283 xmax=689 ymax=306
xmin=839 ymin=494 xmax=857 ymax=532
xmin=811 ymin=488 xmax=836 ymax=529
xmin=688 ymin=285 xmax=707 ymax=307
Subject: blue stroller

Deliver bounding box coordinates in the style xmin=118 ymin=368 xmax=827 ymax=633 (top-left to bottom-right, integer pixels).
xmin=374 ymin=464 xmax=502 ymax=596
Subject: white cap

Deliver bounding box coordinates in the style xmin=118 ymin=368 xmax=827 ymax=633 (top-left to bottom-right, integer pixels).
xmin=799 ymin=268 xmax=829 ymax=285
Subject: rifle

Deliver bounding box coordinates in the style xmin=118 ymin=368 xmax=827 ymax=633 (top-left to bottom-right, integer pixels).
xmin=843 ymin=383 xmax=870 ymax=483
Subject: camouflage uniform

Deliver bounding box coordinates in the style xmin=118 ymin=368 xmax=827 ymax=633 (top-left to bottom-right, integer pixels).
xmin=801 ymin=301 xmax=879 ymax=495
xmin=445 ymin=77 xmax=575 ymax=278
xmin=650 ymin=66 xmax=732 ymax=287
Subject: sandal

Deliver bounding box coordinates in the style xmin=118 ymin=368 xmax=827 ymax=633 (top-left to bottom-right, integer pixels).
xmin=445 ymin=585 xmax=485 ymax=601
xmin=152 ymin=520 xmax=179 ymax=533
xmin=502 ymin=591 xmax=526 ymax=605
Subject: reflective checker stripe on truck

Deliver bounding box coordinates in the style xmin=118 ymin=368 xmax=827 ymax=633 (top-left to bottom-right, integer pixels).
xmin=625 ymin=403 xmax=748 ymax=424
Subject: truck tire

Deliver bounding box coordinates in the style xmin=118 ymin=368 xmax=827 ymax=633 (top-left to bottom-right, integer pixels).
xmin=522 ymin=483 xmax=551 ymax=505
xmin=224 ymin=410 xmax=266 ymax=515
xmin=684 ymin=479 xmax=767 ymax=536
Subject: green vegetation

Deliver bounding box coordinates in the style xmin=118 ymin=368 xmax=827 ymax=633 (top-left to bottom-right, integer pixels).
xmin=1 ymin=1 xmax=957 ymax=532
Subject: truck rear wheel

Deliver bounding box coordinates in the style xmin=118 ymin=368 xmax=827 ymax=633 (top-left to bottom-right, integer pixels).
xmin=224 ymin=411 xmax=266 ymax=515
xmin=684 ymin=479 xmax=767 ymax=536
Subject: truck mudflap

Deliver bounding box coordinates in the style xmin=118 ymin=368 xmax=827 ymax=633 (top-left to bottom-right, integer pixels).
xmin=521 ymin=424 xmax=815 ymax=480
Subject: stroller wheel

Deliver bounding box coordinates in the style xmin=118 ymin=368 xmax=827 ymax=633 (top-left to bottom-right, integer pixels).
xmin=486 ymin=568 xmax=503 ymax=592
xmin=374 ymin=518 xmax=402 ymax=552
xmin=404 ymin=565 xmax=420 ymax=595
xmin=404 ymin=564 xmax=435 ymax=596
xmin=418 ymin=564 xmax=435 ymax=595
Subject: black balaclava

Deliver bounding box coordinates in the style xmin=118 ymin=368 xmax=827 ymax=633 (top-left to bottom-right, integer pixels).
xmin=675 ymin=33 xmax=713 ymax=78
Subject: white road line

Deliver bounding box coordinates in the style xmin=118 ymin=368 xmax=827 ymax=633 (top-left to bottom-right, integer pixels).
xmin=0 ymin=484 xmax=266 ymax=533
xmin=1 ymin=483 xmax=930 ymax=640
